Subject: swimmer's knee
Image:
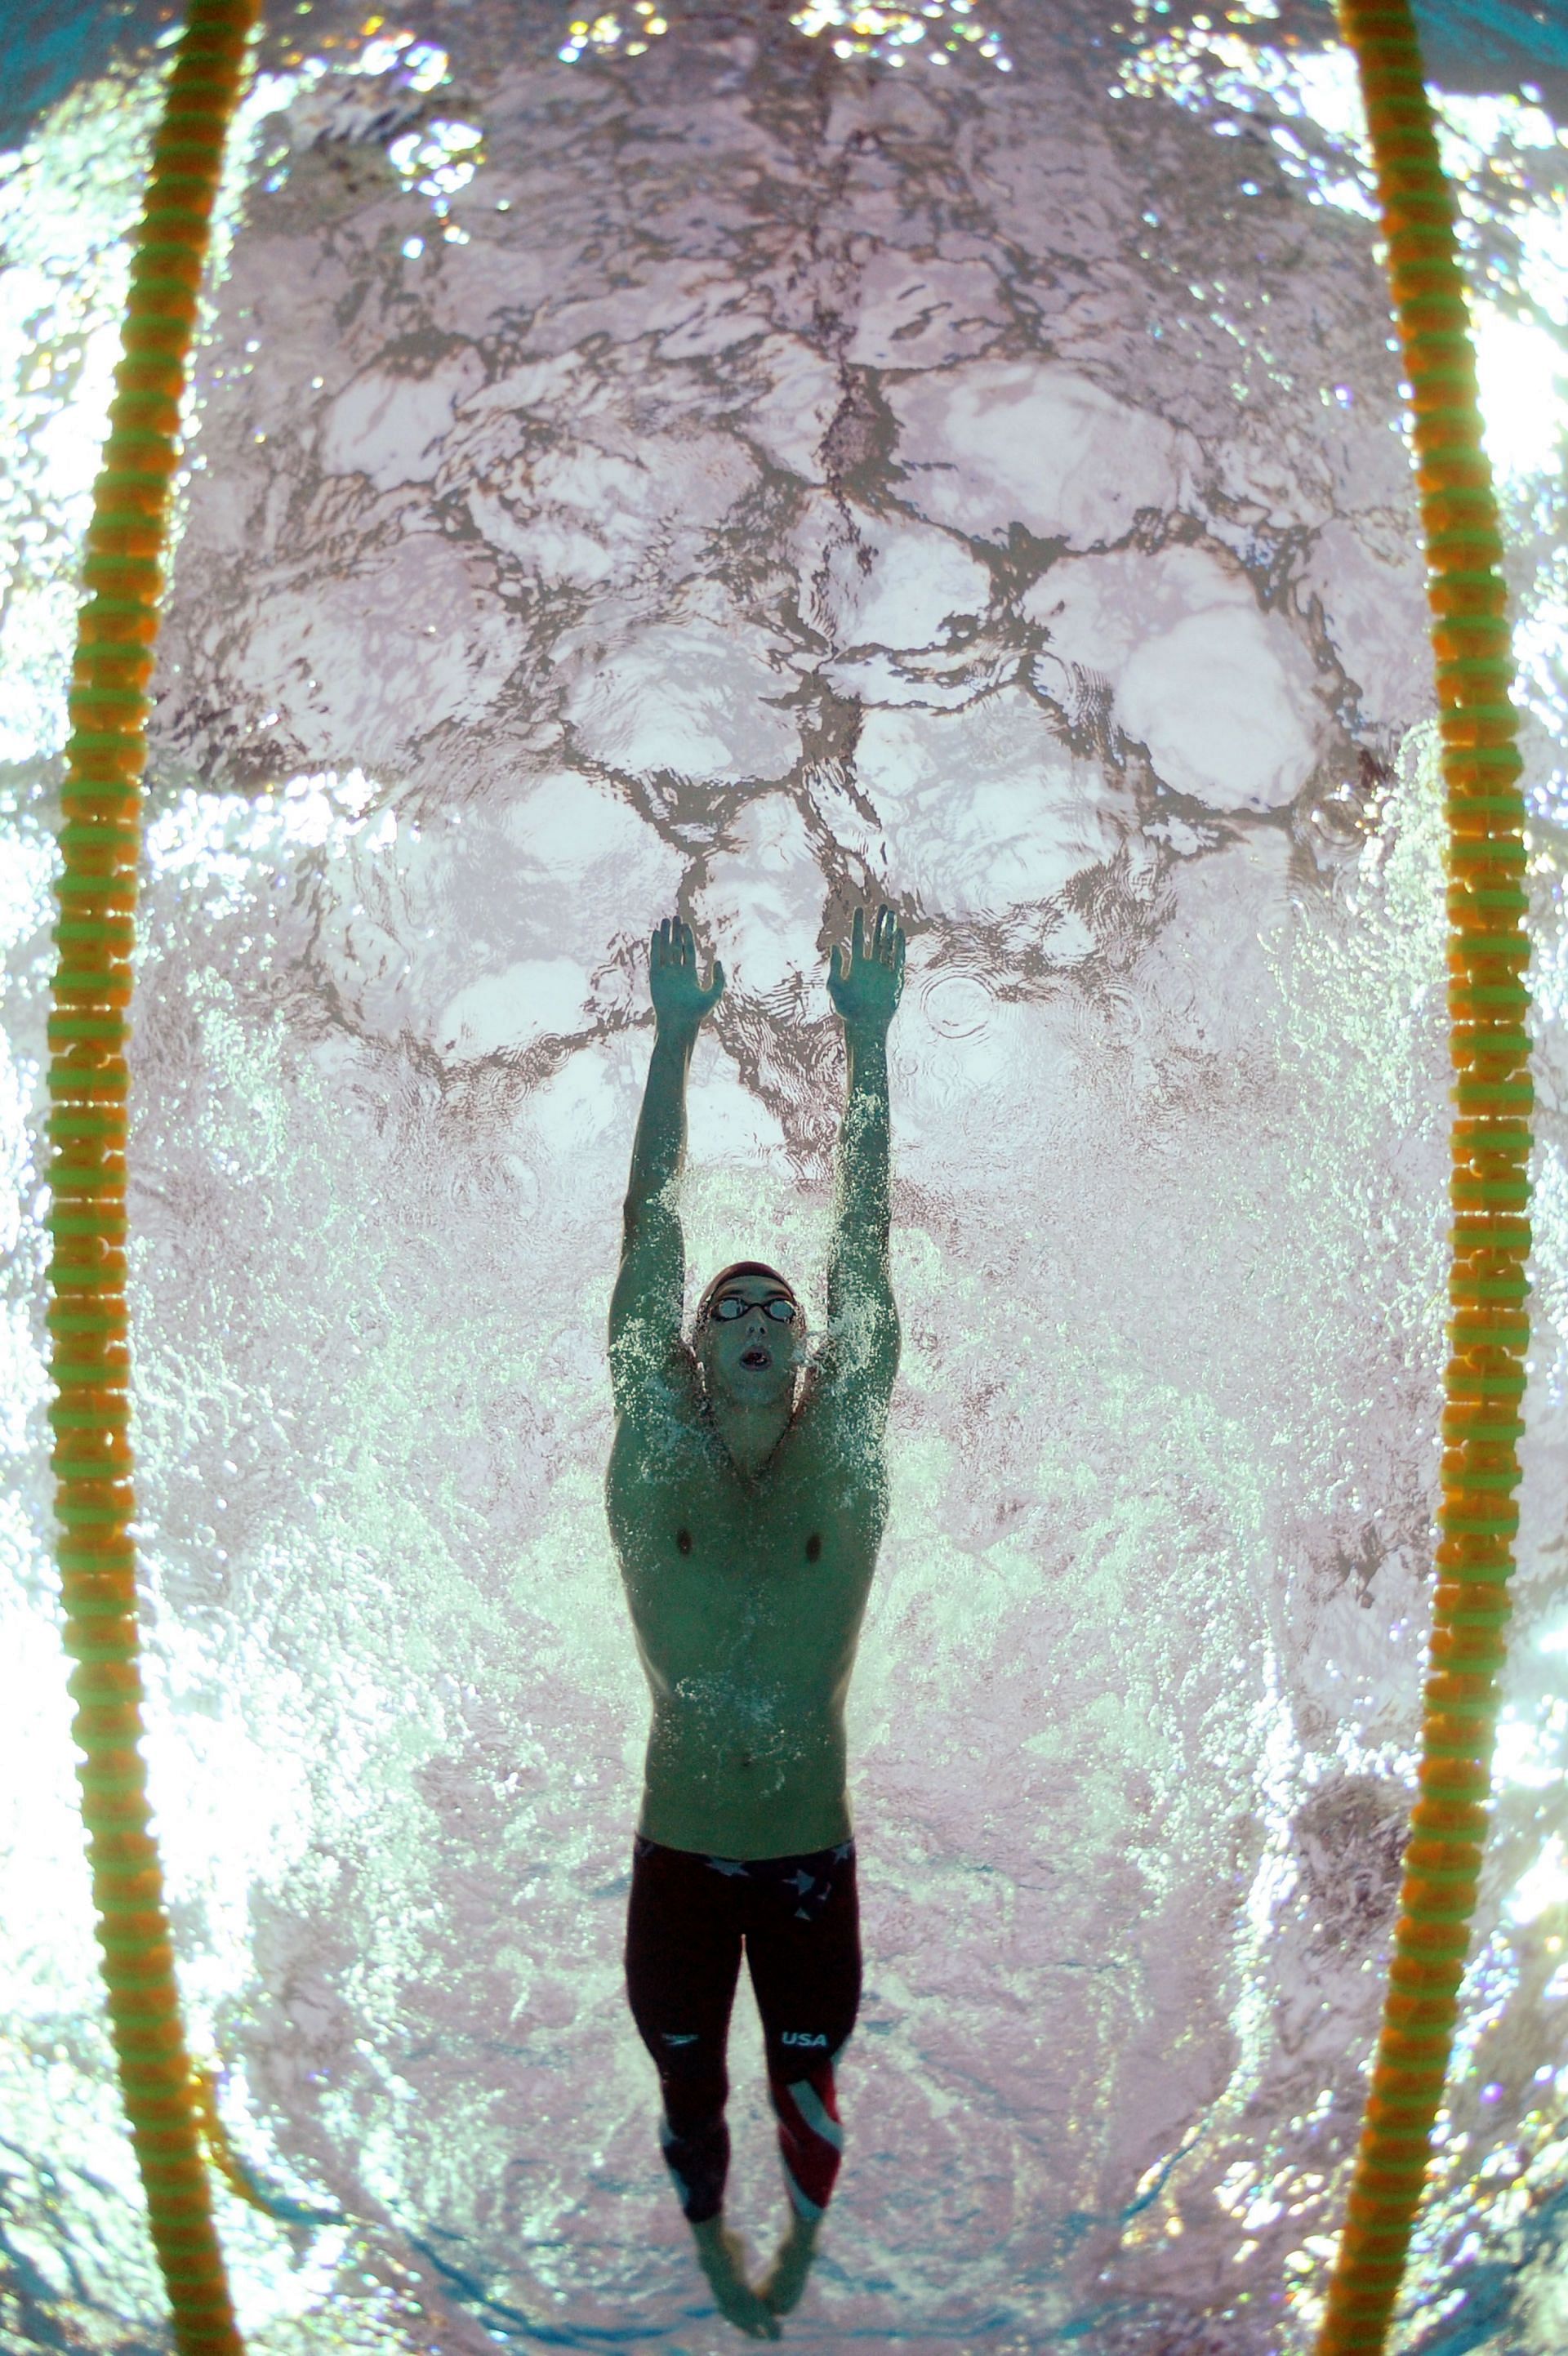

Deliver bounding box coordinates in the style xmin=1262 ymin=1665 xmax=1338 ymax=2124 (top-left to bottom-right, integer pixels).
xmin=765 ymin=2025 xmax=856 ymax=2080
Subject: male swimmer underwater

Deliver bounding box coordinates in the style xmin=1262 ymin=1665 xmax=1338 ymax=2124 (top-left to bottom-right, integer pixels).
xmin=606 ymin=904 xmax=905 ymax=2337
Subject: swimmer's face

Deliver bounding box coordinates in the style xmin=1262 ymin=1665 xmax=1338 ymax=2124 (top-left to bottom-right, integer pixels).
xmin=697 ymin=1277 xmax=805 ymax=1412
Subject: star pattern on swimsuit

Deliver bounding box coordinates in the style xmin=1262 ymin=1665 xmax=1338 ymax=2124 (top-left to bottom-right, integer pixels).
xmin=704 ymin=1856 xmax=751 ymax=1877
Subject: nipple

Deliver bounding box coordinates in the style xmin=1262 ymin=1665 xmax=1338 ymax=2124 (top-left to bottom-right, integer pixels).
xmin=676 ymin=1528 xmax=693 ymax=1555
xmin=805 ymin=1533 xmax=822 ymax=1563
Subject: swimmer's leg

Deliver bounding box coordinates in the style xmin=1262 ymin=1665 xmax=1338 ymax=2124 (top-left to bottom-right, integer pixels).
xmin=745 ymin=1842 xmax=862 ymax=2314
xmin=624 ymin=1836 xmax=780 ymax=2340
xmin=767 ymin=2051 xmax=848 ymax=2223
xmin=625 ymin=1835 xmax=741 ymax=2221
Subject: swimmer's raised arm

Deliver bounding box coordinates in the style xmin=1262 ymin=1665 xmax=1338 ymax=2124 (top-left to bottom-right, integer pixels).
xmin=608 ymin=918 xmax=724 ymax=1418
xmin=818 ymin=904 xmax=905 ymax=1423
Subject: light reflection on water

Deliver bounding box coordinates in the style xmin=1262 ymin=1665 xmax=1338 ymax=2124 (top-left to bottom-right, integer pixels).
xmin=2 ymin=1 xmax=1567 ymax=2350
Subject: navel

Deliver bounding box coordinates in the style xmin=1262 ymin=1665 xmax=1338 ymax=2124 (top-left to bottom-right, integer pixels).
xmin=676 ymin=1527 xmax=693 ymax=1556
xmin=805 ymin=1533 xmax=822 ymax=1563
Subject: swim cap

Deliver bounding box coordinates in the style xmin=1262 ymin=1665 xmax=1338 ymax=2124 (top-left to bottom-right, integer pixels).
xmin=695 ymin=1261 xmax=798 ymax=1325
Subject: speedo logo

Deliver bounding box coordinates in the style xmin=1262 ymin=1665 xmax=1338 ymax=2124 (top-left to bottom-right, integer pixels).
xmin=780 ymin=2031 xmax=828 ymax=2047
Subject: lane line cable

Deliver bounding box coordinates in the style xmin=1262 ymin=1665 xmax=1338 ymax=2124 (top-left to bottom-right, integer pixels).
xmin=46 ymin=5 xmax=262 ymax=2352
xmin=1316 ymin=5 xmax=1533 ymax=2352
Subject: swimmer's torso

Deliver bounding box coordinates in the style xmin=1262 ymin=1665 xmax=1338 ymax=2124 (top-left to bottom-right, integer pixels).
xmin=607 ymin=1368 xmax=888 ymax=1860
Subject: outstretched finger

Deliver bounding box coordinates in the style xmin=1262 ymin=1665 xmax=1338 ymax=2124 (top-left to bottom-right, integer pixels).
xmin=707 ymin=956 xmax=725 ymax=999
xmin=851 ymin=904 xmax=866 ymax=964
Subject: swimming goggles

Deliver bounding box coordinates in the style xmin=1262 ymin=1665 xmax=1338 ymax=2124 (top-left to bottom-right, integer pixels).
xmin=710 ymin=1293 xmax=798 ymax=1324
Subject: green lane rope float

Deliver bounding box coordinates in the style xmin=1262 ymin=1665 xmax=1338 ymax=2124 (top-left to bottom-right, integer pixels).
xmin=46 ymin=5 xmax=261 ymax=2352
xmin=1316 ymin=5 xmax=1533 ymax=2352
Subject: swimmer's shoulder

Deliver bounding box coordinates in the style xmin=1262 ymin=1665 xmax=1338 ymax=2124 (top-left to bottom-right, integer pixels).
xmin=607 ymin=1349 xmax=715 ymax=1497
xmin=789 ymin=1365 xmax=890 ymax=1485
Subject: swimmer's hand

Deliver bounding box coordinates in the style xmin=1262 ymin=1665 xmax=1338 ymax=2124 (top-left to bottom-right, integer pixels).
xmin=827 ymin=902 xmax=906 ymax=1039
xmin=650 ymin=915 xmax=724 ymax=1038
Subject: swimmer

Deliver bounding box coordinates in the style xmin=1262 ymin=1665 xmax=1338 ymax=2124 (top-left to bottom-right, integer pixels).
xmin=607 ymin=905 xmax=905 ymax=2335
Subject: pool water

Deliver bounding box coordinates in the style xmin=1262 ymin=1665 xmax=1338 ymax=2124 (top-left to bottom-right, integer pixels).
xmin=2 ymin=2 xmax=1567 ymax=2350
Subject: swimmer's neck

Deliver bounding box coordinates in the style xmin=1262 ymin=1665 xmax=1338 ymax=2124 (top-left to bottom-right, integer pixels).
xmin=703 ymin=1387 xmax=797 ymax=1481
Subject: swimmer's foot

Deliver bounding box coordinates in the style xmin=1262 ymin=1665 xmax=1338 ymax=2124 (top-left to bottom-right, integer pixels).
xmin=758 ymin=2212 xmax=820 ymax=2316
xmin=690 ymin=2216 xmax=782 ymax=2340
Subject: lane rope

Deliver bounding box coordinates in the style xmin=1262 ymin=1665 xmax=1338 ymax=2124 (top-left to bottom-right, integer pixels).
xmin=46 ymin=5 xmax=262 ymax=2352
xmin=1316 ymin=5 xmax=1533 ymax=2351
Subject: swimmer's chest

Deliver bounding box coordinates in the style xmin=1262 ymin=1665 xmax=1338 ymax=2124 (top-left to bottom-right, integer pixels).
xmin=606 ymin=1411 xmax=882 ymax=1615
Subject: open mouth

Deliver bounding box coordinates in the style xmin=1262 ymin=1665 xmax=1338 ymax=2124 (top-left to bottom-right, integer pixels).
xmin=739 ymin=1347 xmax=771 ymax=1370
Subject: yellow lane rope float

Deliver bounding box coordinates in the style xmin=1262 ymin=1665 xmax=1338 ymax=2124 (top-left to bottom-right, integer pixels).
xmin=1316 ymin=4 xmax=1533 ymax=2352
xmin=46 ymin=4 xmax=261 ymax=2351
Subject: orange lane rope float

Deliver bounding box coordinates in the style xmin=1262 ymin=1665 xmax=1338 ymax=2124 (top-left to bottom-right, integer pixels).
xmin=1316 ymin=4 xmax=1533 ymax=2353
xmin=46 ymin=4 xmax=262 ymax=2353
